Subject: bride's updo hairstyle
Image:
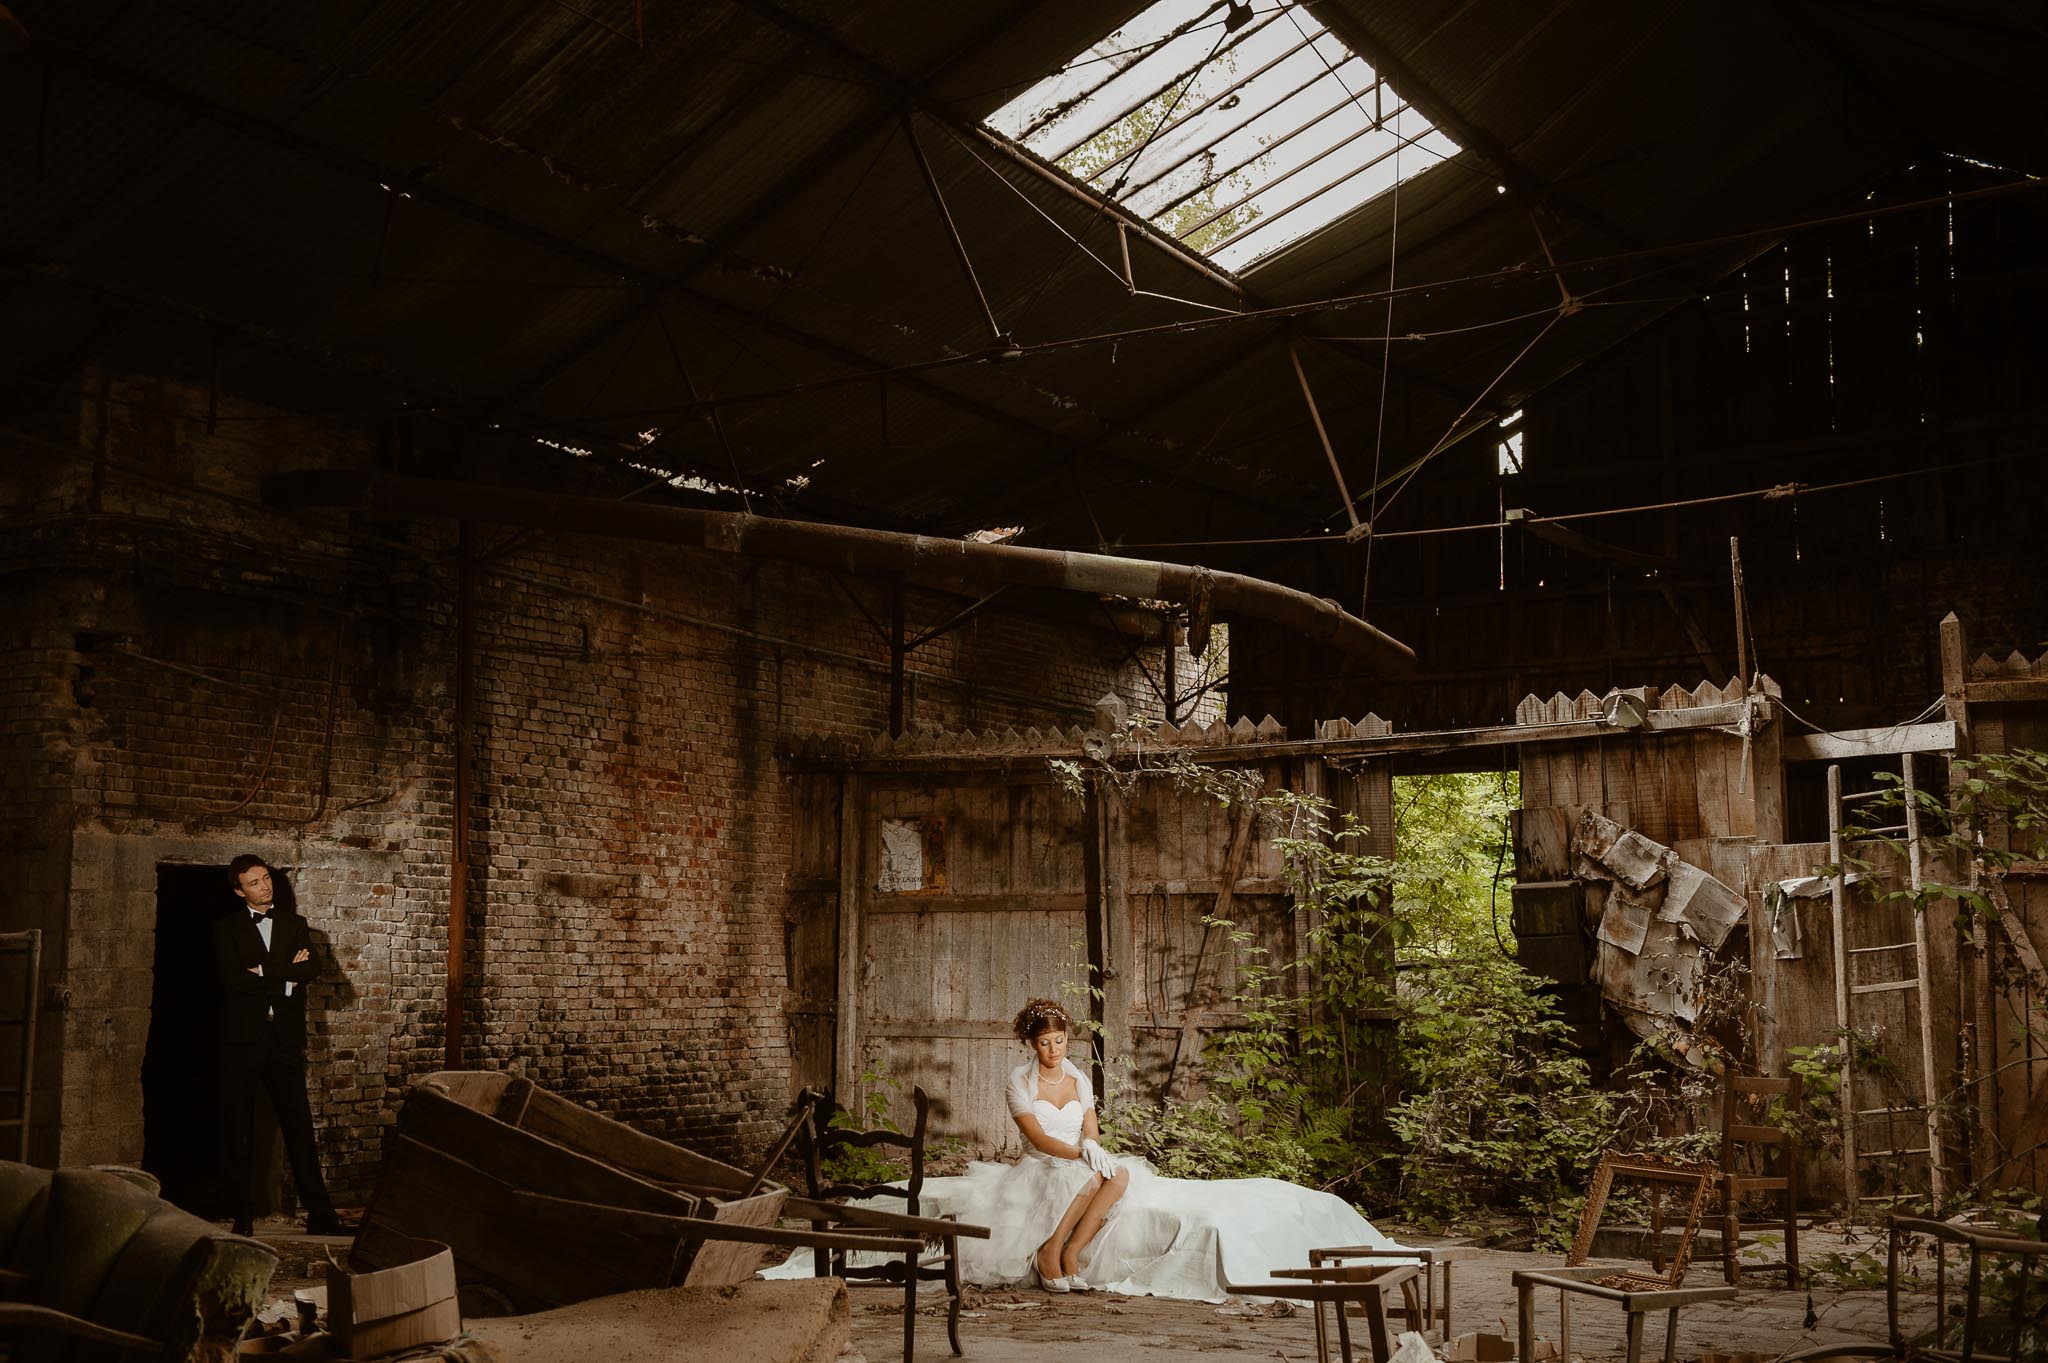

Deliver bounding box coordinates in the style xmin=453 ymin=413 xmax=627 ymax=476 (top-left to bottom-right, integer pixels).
xmin=1013 ymin=997 xmax=1071 ymax=1044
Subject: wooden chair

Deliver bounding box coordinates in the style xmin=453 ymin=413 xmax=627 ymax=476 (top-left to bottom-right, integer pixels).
xmin=1512 ymin=1152 xmax=1737 ymax=1363
xmin=1718 ymin=1073 xmax=1802 ymax=1287
xmin=796 ymin=1085 xmax=969 ymax=1363
xmin=1226 ymin=1262 xmax=1425 ymax=1363
xmin=1298 ymin=1245 xmax=1476 ymax=1360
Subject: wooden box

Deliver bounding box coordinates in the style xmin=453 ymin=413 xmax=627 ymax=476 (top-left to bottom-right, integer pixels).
xmin=354 ymin=1071 xmax=787 ymax=1315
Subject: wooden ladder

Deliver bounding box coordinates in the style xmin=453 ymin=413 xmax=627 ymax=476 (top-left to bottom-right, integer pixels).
xmin=0 ymin=930 xmax=40 ymax=1163
xmin=1827 ymin=758 xmax=1945 ymax=1210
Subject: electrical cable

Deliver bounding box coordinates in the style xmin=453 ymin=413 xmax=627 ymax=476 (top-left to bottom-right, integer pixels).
xmin=1277 ymin=0 xmax=1401 ymax=605
xmin=1069 ymin=449 xmax=2030 ymax=550
xmin=1489 ymin=757 xmax=1515 ymax=960
xmin=1774 ymin=692 xmax=1946 ymax=739
xmin=1369 ymin=310 xmax=1564 ymax=524
xmin=558 ymin=177 xmax=2043 ymax=429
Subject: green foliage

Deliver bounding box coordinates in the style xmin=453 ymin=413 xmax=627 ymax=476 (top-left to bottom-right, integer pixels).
xmin=1388 ymin=772 xmax=1518 ymax=961
xmin=821 ymin=1059 xmax=905 ymax=1186
xmin=1102 ymin=1089 xmax=1349 ymax=1187
xmin=1385 ymin=957 xmax=1613 ymax=1234
xmin=1053 ymin=741 xmax=1610 ymax=1237
xmin=1769 ymin=1031 xmax=1904 ymax=1198
xmin=1055 ymin=73 xmax=1264 ymax=255
xmin=1835 ymin=747 xmax=2048 ymax=930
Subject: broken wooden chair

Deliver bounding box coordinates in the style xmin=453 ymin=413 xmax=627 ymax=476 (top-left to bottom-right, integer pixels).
xmin=1510 ymin=1152 xmax=1737 ymax=1363
xmin=1775 ymin=1213 xmax=2048 ymax=1361
xmin=794 ymin=1085 xmax=986 ymax=1363
xmin=1225 ymin=1261 xmax=1426 ymax=1363
xmin=1292 ymin=1244 xmax=1475 ymax=1360
xmin=1718 ymin=1073 xmax=1802 ymax=1287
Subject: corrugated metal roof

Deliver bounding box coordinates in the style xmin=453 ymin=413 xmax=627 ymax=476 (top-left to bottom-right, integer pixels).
xmin=1 ymin=0 xmax=2040 ymax=560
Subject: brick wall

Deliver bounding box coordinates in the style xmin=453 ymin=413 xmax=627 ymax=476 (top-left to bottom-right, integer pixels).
xmin=0 ymin=368 xmax=1210 ymax=1198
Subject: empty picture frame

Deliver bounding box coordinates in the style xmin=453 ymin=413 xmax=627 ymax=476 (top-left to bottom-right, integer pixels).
xmin=1566 ymin=1151 xmax=1717 ymax=1288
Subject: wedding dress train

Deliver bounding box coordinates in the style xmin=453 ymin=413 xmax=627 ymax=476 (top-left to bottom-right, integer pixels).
xmin=765 ymin=1061 xmax=1405 ymax=1303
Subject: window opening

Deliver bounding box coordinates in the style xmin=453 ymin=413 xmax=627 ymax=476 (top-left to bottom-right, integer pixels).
xmin=987 ymin=0 xmax=1458 ymax=270
xmin=1496 ymin=409 xmax=1524 ymax=476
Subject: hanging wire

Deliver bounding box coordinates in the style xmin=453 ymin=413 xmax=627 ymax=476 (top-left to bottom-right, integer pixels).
xmin=1070 ymin=449 xmax=2029 ymax=550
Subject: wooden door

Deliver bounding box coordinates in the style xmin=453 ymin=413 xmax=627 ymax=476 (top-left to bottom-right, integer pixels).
xmin=842 ymin=773 xmax=1089 ymax=1156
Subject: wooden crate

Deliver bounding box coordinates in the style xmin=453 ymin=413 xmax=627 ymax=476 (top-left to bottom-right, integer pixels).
xmin=355 ymin=1071 xmax=785 ymax=1314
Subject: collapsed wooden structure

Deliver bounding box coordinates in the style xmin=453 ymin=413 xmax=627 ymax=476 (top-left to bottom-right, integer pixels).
xmin=354 ymin=1071 xmax=984 ymax=1321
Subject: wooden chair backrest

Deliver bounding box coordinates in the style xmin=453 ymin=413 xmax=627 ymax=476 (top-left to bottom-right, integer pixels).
xmin=798 ymin=1086 xmax=930 ymax=1217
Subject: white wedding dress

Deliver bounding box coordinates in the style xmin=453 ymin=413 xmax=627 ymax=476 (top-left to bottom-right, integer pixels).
xmin=764 ymin=1059 xmax=1408 ymax=1303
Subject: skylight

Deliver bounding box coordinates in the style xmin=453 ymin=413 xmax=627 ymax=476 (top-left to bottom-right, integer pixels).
xmin=988 ymin=0 xmax=1459 ymax=271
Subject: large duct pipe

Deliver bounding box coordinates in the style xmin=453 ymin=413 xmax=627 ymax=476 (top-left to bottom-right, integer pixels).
xmin=265 ymin=470 xmax=1417 ymax=673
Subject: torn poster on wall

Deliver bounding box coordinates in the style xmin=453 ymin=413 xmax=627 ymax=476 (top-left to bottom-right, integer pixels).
xmin=1574 ymin=811 xmax=1746 ymax=1062
xmin=1760 ymin=872 xmax=1854 ymax=961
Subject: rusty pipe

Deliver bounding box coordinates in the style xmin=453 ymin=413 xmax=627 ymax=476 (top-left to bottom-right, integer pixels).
xmin=264 ymin=470 xmax=1416 ymax=672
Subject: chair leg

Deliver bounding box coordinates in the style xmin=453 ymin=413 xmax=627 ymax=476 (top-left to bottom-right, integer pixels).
xmin=902 ymin=1251 xmax=917 ymax=1363
xmin=1724 ymin=1197 xmax=1742 ymax=1286
xmin=944 ymin=1239 xmax=963 ymax=1357
xmin=1661 ymin=1306 xmax=1680 ymax=1363
xmin=1332 ymin=1292 xmax=1355 ymax=1363
xmin=1398 ymin=1278 xmax=1423 ymax=1333
xmin=1361 ymin=1290 xmax=1391 ymax=1363
xmin=1623 ymin=1310 xmax=1645 ymax=1363
xmin=1514 ymin=1284 xmax=1536 ymax=1363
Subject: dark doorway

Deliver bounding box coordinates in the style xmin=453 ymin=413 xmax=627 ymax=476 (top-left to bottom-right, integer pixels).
xmin=142 ymin=863 xmax=280 ymax=1216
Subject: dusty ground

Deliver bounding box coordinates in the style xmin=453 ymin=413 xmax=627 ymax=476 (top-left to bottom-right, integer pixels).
xmin=252 ymin=1220 xmax=1921 ymax=1362
xmin=842 ymin=1225 xmax=1922 ymax=1363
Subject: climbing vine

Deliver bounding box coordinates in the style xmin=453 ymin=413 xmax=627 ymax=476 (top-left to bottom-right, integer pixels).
xmin=1061 ymin=725 xmax=1611 ymax=1232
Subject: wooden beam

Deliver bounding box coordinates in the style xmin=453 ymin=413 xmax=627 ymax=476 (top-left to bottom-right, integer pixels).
xmin=1658 ymin=583 xmax=1726 ymax=680
xmin=1508 ymin=509 xmax=1681 ymax=571
xmin=1964 ymin=677 xmax=2048 ymax=706
xmin=803 ymin=701 xmax=1755 ymax=774
xmin=1782 ymin=722 xmax=1956 ymax=762
xmin=834 ymin=773 xmax=864 ymax=1100
xmin=861 ymin=893 xmax=1086 ymax=915
xmin=1940 ymin=613 xmax=1973 ymax=755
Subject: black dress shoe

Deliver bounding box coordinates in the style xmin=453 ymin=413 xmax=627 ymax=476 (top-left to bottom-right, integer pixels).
xmin=232 ymin=1219 xmax=254 ymax=1237
xmin=305 ymin=1213 xmax=354 ymax=1237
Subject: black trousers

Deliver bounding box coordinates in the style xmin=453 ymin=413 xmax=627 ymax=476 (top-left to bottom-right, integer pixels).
xmin=220 ymin=1034 xmax=335 ymax=1224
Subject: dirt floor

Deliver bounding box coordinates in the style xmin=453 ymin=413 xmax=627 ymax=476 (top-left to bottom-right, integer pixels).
xmin=251 ymin=1220 xmax=1925 ymax=1363
xmin=848 ymin=1233 xmax=1908 ymax=1363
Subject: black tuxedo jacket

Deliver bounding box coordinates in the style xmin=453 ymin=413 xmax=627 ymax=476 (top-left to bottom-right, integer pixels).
xmin=213 ymin=909 xmax=320 ymax=1051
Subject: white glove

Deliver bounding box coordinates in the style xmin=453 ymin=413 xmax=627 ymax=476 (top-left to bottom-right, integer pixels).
xmin=1080 ymin=1138 xmax=1117 ymax=1178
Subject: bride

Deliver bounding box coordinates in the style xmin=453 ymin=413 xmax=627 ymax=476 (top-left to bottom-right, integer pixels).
xmin=770 ymin=997 xmax=1408 ymax=1301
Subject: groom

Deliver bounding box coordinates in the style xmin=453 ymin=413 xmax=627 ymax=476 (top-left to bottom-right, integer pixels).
xmin=213 ymin=854 xmax=346 ymax=1237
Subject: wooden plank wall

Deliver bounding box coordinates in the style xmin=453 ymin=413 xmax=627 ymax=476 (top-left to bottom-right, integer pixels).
xmin=1961 ymin=653 xmax=2048 ymax=1194
xmin=1119 ymin=758 xmax=1295 ymax=1102
xmin=784 ymin=772 xmax=839 ymax=1102
xmin=1513 ymin=680 xmax=1758 ymax=847
xmin=849 ymin=774 xmax=1089 ymax=1155
xmin=1989 ymin=872 xmax=2048 ymax=1194
xmin=786 ymin=717 xmax=1401 ymax=1153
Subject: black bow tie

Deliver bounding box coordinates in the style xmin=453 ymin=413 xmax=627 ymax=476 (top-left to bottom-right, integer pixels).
xmin=250 ymin=912 xmax=267 ymax=924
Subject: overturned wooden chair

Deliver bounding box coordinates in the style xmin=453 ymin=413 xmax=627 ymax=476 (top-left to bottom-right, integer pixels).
xmin=794 ymin=1085 xmax=986 ymax=1363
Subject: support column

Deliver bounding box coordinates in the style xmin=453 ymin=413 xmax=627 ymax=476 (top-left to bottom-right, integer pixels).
xmin=446 ymin=522 xmax=475 ymax=1070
